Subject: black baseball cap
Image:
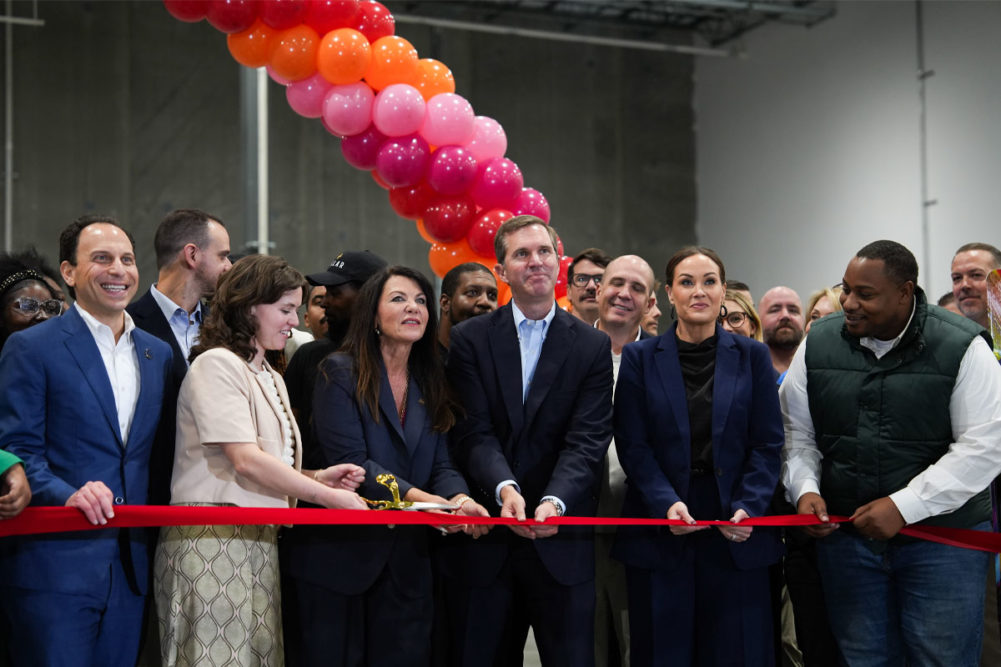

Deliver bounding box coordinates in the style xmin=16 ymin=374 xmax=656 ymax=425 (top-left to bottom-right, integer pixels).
xmin=306 ymin=251 xmax=387 ymax=287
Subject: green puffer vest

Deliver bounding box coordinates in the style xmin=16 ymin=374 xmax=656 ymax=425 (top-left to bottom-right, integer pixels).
xmin=805 ymin=289 xmax=992 ymax=541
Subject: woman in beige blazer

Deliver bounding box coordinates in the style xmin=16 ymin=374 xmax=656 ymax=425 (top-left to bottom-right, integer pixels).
xmin=154 ymin=255 xmax=368 ymax=667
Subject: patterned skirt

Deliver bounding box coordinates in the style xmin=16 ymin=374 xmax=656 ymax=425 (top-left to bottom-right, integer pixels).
xmin=154 ymin=512 xmax=283 ymax=667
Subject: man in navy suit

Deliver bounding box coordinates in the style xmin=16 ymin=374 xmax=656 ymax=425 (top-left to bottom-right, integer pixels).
xmin=127 ymin=208 xmax=231 ymax=505
xmin=444 ymin=215 xmax=613 ymax=666
xmin=0 ymin=215 xmax=171 ymax=666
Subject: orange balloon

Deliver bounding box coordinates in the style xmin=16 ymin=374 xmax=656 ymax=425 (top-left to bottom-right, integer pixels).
xmin=269 ymin=24 xmax=319 ymax=82
xmin=317 ymin=28 xmax=371 ymax=85
xmin=556 ymin=295 xmax=571 ymax=311
xmin=498 ymin=282 xmax=512 ymax=306
xmin=411 ymin=58 xmax=455 ymax=100
xmin=227 ymin=20 xmax=277 ymax=68
xmin=364 ymin=36 xmax=418 ymax=91
xmin=415 ymin=219 xmax=435 ymax=244
xmin=428 ymin=238 xmax=477 ymax=278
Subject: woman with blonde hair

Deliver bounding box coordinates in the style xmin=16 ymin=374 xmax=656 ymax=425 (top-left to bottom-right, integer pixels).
xmin=721 ymin=288 xmax=763 ymax=342
xmin=805 ymin=285 xmax=843 ymax=333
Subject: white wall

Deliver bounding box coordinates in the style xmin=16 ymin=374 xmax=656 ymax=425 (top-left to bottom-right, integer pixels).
xmin=694 ymin=0 xmax=1001 ymax=306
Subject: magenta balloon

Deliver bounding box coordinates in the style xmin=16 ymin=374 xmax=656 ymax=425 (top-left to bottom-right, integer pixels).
xmin=371 ymin=84 xmax=427 ymax=138
xmin=427 ymin=146 xmax=478 ymax=196
xmin=421 ymin=93 xmax=475 ymax=148
xmin=464 ymin=116 xmax=507 ymax=163
xmin=511 ymin=187 xmax=551 ymax=223
xmin=286 ymin=73 xmax=333 ymax=119
xmin=471 ymin=157 xmax=523 ymax=210
xmin=376 ymin=134 xmax=430 ymax=188
xmin=340 ymin=124 xmax=387 ymax=170
xmin=323 ymin=81 xmax=375 ymax=137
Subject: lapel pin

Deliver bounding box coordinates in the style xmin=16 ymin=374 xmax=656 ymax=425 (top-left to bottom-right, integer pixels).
xmin=144 ymin=348 xmax=152 ymax=359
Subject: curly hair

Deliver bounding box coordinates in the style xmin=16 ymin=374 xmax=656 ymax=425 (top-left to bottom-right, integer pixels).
xmin=338 ymin=266 xmax=457 ymax=432
xmin=190 ymin=255 xmax=306 ymax=363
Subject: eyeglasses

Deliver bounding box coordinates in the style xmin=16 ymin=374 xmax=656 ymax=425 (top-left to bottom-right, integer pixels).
xmin=10 ymin=297 xmax=63 ymax=317
xmin=571 ymin=273 xmax=603 ymax=288
xmin=720 ymin=311 xmax=748 ymax=328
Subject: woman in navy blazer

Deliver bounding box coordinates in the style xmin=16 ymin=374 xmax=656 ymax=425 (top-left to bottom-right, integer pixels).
xmin=281 ymin=266 xmax=489 ymax=667
xmin=612 ymin=247 xmax=784 ymax=667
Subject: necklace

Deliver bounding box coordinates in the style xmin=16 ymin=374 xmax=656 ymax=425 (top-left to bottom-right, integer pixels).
xmin=397 ymin=368 xmax=410 ymax=425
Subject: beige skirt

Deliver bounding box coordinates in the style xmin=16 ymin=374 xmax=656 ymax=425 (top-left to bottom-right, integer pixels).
xmin=154 ymin=515 xmax=283 ymax=667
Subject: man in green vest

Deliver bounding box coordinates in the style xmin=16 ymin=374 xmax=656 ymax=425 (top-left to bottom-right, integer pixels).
xmin=780 ymin=239 xmax=1001 ymax=666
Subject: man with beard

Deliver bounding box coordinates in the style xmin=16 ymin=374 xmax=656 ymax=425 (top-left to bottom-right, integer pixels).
xmin=567 ymin=248 xmax=611 ymax=324
xmin=437 ymin=262 xmax=498 ymax=358
xmin=758 ymin=285 xmax=805 ymax=379
xmin=284 ymin=250 xmax=387 ymax=450
xmin=950 ymin=242 xmax=1001 ymax=330
xmin=127 ymin=208 xmax=232 ymax=505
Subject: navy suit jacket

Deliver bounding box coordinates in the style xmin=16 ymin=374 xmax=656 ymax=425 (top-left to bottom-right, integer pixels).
xmin=0 ymin=306 xmax=171 ymax=594
xmin=444 ymin=304 xmax=613 ymax=587
xmin=612 ymin=324 xmax=784 ymax=572
xmin=127 ymin=288 xmax=198 ymax=505
xmin=282 ymin=353 xmax=468 ymax=596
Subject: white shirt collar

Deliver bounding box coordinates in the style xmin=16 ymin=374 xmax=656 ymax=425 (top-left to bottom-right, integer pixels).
xmin=74 ymin=302 xmax=135 ymax=344
xmin=593 ymin=319 xmax=642 ymax=342
xmin=859 ymin=299 xmax=917 ymax=359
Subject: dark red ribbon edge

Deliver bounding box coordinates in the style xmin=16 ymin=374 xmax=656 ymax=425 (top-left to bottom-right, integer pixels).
xmin=0 ymin=506 xmax=997 ymax=552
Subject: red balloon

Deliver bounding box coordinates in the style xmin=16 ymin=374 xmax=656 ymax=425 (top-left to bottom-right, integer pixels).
xmin=389 ymin=182 xmax=437 ymax=220
xmin=467 ymin=208 xmax=512 ymax=258
xmin=259 ymin=0 xmax=309 ymax=29
xmin=352 ymin=0 xmax=394 ymax=42
xmin=422 ymin=196 xmax=475 ymax=243
xmin=555 ymin=255 xmax=572 ymax=300
xmin=306 ymin=0 xmax=359 ymax=33
xmin=206 ymin=0 xmax=259 ymax=33
xmin=163 ymin=0 xmax=208 ymax=22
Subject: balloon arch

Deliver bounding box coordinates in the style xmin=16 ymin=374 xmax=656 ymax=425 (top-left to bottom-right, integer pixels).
xmin=164 ymin=0 xmax=574 ymax=307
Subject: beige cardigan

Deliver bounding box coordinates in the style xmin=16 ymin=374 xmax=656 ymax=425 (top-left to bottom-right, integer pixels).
xmin=169 ymin=347 xmax=302 ymax=508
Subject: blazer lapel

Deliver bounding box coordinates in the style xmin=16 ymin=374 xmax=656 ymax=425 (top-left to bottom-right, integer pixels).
xmin=489 ymin=307 xmax=524 ymax=437
xmin=402 ymin=378 xmax=427 ymax=456
xmin=654 ymin=325 xmax=691 ymax=454
xmin=62 ymin=309 xmax=123 ymax=448
xmin=712 ymin=328 xmax=739 ymax=464
xmin=376 ymin=362 xmax=407 ymax=444
xmin=252 ymin=363 xmax=292 ymax=440
xmin=523 ymin=310 xmax=573 ymax=428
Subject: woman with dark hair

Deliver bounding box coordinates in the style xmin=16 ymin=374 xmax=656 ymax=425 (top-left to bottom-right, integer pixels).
xmin=154 ymin=255 xmax=368 ymax=667
xmin=612 ymin=246 xmax=785 ymax=666
xmin=0 ymin=253 xmax=62 ymax=351
xmin=282 ymin=265 xmax=489 ymax=666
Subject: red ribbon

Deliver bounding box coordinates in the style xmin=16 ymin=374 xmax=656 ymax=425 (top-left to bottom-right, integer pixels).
xmin=0 ymin=506 xmax=999 ymax=552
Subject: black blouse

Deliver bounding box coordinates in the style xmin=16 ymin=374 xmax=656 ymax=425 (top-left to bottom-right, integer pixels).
xmin=676 ymin=333 xmax=717 ymax=473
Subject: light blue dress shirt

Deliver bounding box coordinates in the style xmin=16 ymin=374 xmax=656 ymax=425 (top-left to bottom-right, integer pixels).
xmin=149 ymin=284 xmax=202 ymax=366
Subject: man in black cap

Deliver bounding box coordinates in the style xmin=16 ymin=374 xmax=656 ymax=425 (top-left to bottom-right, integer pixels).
xmin=284 ymin=250 xmax=387 ymax=452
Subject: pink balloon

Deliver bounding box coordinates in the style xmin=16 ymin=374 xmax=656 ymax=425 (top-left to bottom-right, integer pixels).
xmin=464 ymin=116 xmax=507 ymax=162
xmin=421 ymin=93 xmax=475 ymax=148
xmin=376 ymin=134 xmax=430 ymax=188
xmin=323 ymin=81 xmax=375 ymax=137
xmin=511 ymin=187 xmax=551 ymax=223
xmin=371 ymin=84 xmax=426 ymax=138
xmin=340 ymin=124 xmax=386 ymax=170
xmin=471 ymin=157 xmax=523 ymax=210
xmin=285 ymin=73 xmax=332 ymax=119
xmin=267 ymin=65 xmax=294 ymax=86
xmin=427 ymin=146 xmax=478 ymax=196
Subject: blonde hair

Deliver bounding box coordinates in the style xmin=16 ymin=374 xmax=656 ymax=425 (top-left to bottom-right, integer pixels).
xmin=724 ymin=289 xmax=762 ymax=341
xmin=806 ymin=286 xmax=843 ymax=321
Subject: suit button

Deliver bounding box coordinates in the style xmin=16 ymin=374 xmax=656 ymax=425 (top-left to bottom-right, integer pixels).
xmin=114 ymin=496 xmax=124 ymax=505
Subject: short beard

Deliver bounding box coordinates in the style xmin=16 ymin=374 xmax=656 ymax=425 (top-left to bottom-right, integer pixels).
xmin=766 ymin=329 xmax=803 ymax=349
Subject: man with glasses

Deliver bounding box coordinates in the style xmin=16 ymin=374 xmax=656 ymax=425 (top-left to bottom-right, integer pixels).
xmin=567 ymin=248 xmax=611 ymax=325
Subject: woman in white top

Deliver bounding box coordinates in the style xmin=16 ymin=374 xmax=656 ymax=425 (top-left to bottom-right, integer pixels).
xmin=154 ymin=255 xmax=368 ymax=667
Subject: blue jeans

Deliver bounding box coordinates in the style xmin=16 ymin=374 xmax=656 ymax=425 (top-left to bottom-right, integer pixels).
xmin=816 ymin=525 xmax=990 ymax=667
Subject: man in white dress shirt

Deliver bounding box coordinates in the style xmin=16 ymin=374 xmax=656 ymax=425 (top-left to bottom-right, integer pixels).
xmin=780 ymin=239 xmax=1001 ymax=665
